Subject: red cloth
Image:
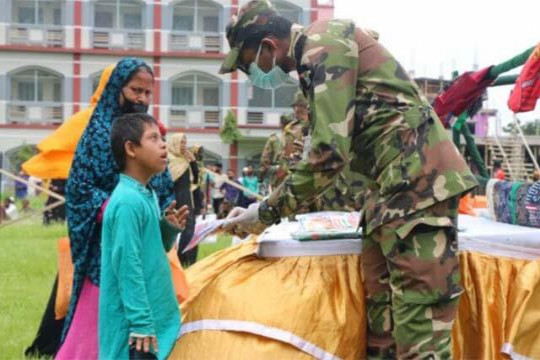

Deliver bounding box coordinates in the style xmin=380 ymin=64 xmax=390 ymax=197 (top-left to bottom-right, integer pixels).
xmin=495 ymin=169 xmax=506 ymax=180
xmin=433 ymin=66 xmax=494 ymax=120
xmin=157 ymin=119 xmax=167 ymax=136
xmin=508 ymin=44 xmax=540 ymax=113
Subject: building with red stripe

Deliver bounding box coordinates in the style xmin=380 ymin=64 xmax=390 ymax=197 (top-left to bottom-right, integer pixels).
xmin=0 ymin=0 xmax=334 ymax=173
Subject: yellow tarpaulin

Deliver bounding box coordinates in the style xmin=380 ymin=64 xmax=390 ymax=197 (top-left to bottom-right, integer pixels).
xmin=172 ymin=241 xmax=540 ymax=360
xmin=22 ymin=65 xmax=115 ymax=180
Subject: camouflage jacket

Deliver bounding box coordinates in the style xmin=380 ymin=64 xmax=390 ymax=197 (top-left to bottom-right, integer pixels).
xmin=281 ymin=116 xmax=308 ymax=170
xmin=258 ymin=132 xmax=283 ymax=188
xmin=268 ymin=19 xmax=477 ymax=234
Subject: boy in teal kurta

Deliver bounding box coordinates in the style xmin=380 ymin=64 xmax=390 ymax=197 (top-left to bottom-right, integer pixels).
xmin=100 ymin=113 xmax=189 ymax=360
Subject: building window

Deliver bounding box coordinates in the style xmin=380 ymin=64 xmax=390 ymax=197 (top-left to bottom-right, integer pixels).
xmin=248 ymin=80 xmax=298 ymax=109
xmin=274 ymin=0 xmax=302 ymax=24
xmin=172 ymin=73 xmax=220 ymax=107
xmin=10 ymin=69 xmax=63 ymax=102
xmin=12 ymin=0 xmax=63 ymax=25
xmin=94 ymin=0 xmax=143 ymax=29
xmin=170 ymin=72 xmax=221 ymax=127
xmin=172 ymin=0 xmax=220 ymax=32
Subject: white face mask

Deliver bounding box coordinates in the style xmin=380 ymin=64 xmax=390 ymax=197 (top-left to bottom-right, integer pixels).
xmin=248 ymin=43 xmax=290 ymax=90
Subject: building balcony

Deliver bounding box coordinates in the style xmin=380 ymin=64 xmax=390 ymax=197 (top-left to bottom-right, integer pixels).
xmin=8 ymin=101 xmax=63 ymax=125
xmin=8 ymin=24 xmax=64 ymax=48
xmin=169 ymin=31 xmax=222 ymax=53
xmin=92 ymin=28 xmax=145 ymax=50
xmin=169 ymin=106 xmax=221 ymax=128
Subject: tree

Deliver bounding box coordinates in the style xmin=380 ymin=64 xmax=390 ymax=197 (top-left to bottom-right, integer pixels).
xmin=8 ymin=144 xmax=38 ymax=172
xmin=503 ymin=119 xmax=540 ymax=136
xmin=220 ymin=110 xmax=242 ymax=144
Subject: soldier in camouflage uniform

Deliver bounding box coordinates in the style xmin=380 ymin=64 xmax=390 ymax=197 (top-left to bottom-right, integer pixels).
xmin=220 ymin=1 xmax=477 ymax=358
xmin=257 ymin=115 xmax=291 ymax=192
xmin=280 ymin=91 xmax=309 ymax=171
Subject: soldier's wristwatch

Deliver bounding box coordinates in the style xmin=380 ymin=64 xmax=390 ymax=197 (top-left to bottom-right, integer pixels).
xmin=258 ymin=200 xmax=281 ymax=225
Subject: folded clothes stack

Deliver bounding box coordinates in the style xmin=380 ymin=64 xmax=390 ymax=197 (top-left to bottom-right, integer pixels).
xmin=487 ymin=179 xmax=540 ymax=228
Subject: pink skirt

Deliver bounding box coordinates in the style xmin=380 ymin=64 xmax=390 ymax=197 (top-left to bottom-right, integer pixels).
xmin=55 ymin=278 xmax=99 ymax=360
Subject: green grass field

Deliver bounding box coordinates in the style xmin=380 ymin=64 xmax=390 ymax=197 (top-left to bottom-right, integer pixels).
xmin=0 ymin=212 xmax=230 ymax=359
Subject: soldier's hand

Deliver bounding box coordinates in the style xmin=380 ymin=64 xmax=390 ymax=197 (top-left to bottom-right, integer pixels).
xmin=222 ymin=203 xmax=267 ymax=237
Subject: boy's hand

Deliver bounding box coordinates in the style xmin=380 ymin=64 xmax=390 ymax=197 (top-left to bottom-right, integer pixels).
xmin=164 ymin=201 xmax=189 ymax=229
xmin=129 ymin=335 xmax=158 ymax=353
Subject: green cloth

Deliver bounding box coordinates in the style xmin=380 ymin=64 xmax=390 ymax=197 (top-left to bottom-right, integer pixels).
xmin=489 ymin=46 xmax=535 ymax=78
xmin=242 ymin=175 xmax=259 ymax=197
xmin=100 ymin=174 xmax=181 ymax=360
xmin=293 ymin=231 xmax=362 ymax=241
xmin=509 ymin=182 xmax=523 ymax=225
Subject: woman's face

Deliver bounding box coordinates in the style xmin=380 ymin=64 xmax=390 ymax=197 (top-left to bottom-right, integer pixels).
xmin=180 ymin=136 xmax=187 ymax=153
xmin=119 ymin=70 xmax=154 ymax=108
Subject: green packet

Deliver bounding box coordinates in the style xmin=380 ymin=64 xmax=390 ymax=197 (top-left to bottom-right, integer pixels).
xmin=292 ymin=231 xmax=362 ymax=241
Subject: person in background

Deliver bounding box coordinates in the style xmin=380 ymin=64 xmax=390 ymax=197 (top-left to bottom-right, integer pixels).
xmin=27 ymin=176 xmax=42 ymax=197
xmin=493 ymin=160 xmax=506 ymax=180
xmin=0 ymin=200 xmax=7 ymax=223
xmin=211 ymin=163 xmax=227 ymax=214
xmin=533 ymin=170 xmax=540 ymax=182
xmin=43 ymin=179 xmax=67 ymax=225
xmin=190 ymin=145 xmax=206 ymax=217
xmin=221 ymin=169 xmax=241 ymax=207
xmin=258 ymin=116 xmax=291 ymax=194
xmin=204 ymin=164 xmax=215 ymax=215
xmin=241 ymin=165 xmax=259 ymax=207
xmin=168 ymin=133 xmax=199 ymax=267
xmin=15 ymin=170 xmax=29 ymax=199
xmin=21 ymin=198 xmax=32 ymax=213
xmin=4 ymin=196 xmax=18 ymax=220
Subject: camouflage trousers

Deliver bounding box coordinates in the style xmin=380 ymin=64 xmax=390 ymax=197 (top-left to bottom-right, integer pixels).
xmin=362 ymin=197 xmax=461 ymax=359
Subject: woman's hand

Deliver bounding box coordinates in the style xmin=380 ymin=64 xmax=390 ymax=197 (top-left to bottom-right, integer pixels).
xmin=184 ymin=149 xmax=196 ymax=162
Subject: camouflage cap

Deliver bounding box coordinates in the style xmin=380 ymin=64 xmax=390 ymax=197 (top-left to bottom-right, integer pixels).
xmin=219 ymin=0 xmax=277 ymax=74
xmin=291 ymin=90 xmax=308 ymax=107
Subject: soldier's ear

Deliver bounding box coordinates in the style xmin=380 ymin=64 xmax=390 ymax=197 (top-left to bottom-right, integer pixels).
xmin=260 ymin=38 xmax=278 ymax=55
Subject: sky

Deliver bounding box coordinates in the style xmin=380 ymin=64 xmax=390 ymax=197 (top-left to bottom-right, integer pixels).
xmin=334 ymin=0 xmax=540 ymax=131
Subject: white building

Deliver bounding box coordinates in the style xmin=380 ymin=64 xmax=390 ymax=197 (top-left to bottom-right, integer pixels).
xmin=0 ymin=0 xmax=335 ymax=174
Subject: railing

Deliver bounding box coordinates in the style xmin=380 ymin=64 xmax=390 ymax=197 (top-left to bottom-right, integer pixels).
xmin=92 ymin=29 xmax=145 ymax=50
xmin=169 ymin=31 xmax=222 ymax=53
xmin=169 ymin=106 xmax=221 ymax=128
xmin=8 ymin=24 xmax=64 ymax=47
xmin=8 ymin=102 xmax=64 ymax=125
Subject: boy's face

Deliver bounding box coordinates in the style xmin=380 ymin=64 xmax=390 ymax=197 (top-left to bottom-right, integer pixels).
xmin=227 ymin=170 xmax=234 ymax=179
xmin=130 ymin=122 xmax=168 ymax=175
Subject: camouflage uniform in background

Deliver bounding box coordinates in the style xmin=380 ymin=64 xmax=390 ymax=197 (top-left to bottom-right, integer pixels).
xmin=221 ymin=3 xmax=477 ymax=358
xmin=258 ymin=130 xmax=283 ymax=191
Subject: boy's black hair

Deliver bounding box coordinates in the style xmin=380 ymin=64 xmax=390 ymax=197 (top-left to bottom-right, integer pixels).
xmin=110 ymin=113 xmax=157 ymax=170
xmin=241 ymin=15 xmax=292 ymax=52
